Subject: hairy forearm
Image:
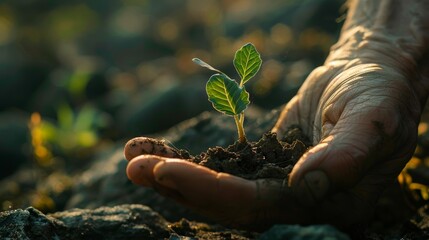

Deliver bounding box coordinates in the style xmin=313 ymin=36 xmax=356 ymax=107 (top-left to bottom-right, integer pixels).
xmin=326 ymin=0 xmax=429 ymax=72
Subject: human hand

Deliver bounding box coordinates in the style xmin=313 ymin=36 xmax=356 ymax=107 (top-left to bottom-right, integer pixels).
xmin=124 ymin=137 xmax=310 ymax=230
xmin=272 ymin=57 xmax=428 ymax=223
xmin=124 ymin=53 xmax=427 ymax=229
xmin=271 ymin=0 xmax=429 ymax=223
xmin=125 ymin=0 xmax=429 ymax=229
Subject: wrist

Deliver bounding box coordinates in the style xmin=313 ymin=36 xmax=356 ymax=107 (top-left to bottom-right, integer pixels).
xmin=326 ymin=0 xmax=429 ymax=74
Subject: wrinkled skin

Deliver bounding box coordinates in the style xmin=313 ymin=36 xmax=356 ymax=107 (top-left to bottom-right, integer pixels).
xmin=124 ymin=57 xmax=428 ymax=230
xmin=125 ymin=0 xmax=429 ymax=231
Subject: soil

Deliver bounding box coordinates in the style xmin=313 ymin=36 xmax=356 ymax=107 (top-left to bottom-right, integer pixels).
xmin=185 ymin=126 xmax=311 ymax=180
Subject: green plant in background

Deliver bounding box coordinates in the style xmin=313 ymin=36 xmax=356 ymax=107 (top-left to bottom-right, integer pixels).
xmin=52 ymin=104 xmax=102 ymax=151
xmin=29 ymin=103 xmax=108 ymax=166
xmin=193 ymin=43 xmax=262 ymax=143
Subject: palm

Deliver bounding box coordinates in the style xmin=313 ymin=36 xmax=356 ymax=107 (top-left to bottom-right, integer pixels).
xmin=125 ymin=62 xmax=426 ymax=229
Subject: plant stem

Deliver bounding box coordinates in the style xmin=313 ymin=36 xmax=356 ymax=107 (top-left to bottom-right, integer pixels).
xmin=234 ymin=115 xmax=246 ymax=143
xmin=239 ymin=112 xmax=244 ymax=125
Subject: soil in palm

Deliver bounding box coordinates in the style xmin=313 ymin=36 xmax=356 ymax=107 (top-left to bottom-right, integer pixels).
xmin=183 ymin=126 xmax=312 ymax=180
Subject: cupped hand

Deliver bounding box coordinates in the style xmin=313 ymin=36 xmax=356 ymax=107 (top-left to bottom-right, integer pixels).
xmin=124 ymin=137 xmax=307 ymax=230
xmin=124 ymin=52 xmax=428 ymax=229
xmin=272 ymin=57 xmax=428 ymax=223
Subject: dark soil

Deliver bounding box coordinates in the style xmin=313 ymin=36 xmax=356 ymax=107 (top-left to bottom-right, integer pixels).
xmin=187 ymin=126 xmax=312 ymax=180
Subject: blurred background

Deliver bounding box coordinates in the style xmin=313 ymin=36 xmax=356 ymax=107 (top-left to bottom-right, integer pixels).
xmin=0 ymin=0 xmax=344 ymax=212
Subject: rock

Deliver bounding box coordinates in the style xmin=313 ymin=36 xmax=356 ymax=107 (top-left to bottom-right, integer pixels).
xmin=0 ymin=207 xmax=64 ymax=239
xmin=0 ymin=204 xmax=171 ymax=240
xmin=0 ymin=204 xmax=258 ymax=239
xmin=259 ymin=224 xmax=351 ymax=240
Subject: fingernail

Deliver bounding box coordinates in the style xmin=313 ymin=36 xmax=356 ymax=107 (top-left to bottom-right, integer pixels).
xmin=295 ymin=170 xmax=330 ymax=206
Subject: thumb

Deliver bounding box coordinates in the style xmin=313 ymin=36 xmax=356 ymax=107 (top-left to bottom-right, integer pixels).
xmin=289 ymin=121 xmax=384 ymax=205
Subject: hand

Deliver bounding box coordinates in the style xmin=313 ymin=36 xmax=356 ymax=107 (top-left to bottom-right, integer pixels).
xmin=124 ymin=49 xmax=428 ymax=229
xmin=272 ymin=57 xmax=427 ymax=224
xmin=124 ymin=137 xmax=308 ymax=230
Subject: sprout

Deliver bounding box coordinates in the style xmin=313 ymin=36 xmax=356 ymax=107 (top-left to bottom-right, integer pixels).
xmin=193 ymin=43 xmax=262 ymax=143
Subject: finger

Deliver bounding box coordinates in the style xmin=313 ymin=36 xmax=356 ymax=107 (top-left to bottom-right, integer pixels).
xmin=127 ymin=155 xmax=196 ymax=204
xmin=124 ymin=137 xmax=181 ymax=161
xmin=127 ymin=155 xmax=258 ymax=210
xmin=153 ymin=160 xmax=256 ymax=207
xmin=152 ymin=160 xmax=305 ymax=228
xmin=126 ymin=155 xmax=165 ymax=187
xmin=129 ymin=157 xmax=325 ymax=228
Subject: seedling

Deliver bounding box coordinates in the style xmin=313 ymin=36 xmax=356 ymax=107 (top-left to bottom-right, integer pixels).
xmin=192 ymin=43 xmax=262 ymax=143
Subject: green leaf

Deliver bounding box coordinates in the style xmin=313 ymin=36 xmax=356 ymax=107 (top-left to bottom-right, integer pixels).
xmin=233 ymin=43 xmax=262 ymax=85
xmin=57 ymin=104 xmax=74 ymax=130
xmin=192 ymin=58 xmax=223 ymax=74
xmin=206 ymin=74 xmax=250 ymax=116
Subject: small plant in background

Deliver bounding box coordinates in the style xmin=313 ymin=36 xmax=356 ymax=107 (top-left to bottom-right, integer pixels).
xmin=29 ymin=103 xmax=108 ymax=166
xmin=192 ymin=43 xmax=262 ymax=143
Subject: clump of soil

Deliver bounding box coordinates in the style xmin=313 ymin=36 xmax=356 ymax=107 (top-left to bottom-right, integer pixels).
xmin=187 ymin=126 xmax=312 ymax=180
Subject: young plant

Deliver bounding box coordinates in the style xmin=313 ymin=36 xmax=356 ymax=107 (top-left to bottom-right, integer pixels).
xmin=192 ymin=43 xmax=262 ymax=143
